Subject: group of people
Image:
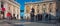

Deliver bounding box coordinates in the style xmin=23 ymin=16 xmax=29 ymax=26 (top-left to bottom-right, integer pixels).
xmin=35 ymin=14 xmax=42 ymax=21
xmin=7 ymin=12 xmax=16 ymax=20
xmin=0 ymin=12 xmax=16 ymax=20
xmin=30 ymin=8 xmax=43 ymax=21
xmin=30 ymin=13 xmax=51 ymax=22
xmin=30 ymin=8 xmax=50 ymax=22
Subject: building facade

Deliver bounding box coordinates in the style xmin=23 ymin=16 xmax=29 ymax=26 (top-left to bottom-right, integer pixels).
xmin=24 ymin=0 xmax=60 ymax=20
xmin=0 ymin=0 xmax=20 ymax=20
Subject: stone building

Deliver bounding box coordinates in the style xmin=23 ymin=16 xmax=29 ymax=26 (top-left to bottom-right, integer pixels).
xmin=24 ymin=0 xmax=60 ymax=20
xmin=0 ymin=0 xmax=20 ymax=20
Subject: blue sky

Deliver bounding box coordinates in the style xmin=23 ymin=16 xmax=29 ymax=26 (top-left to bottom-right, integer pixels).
xmin=15 ymin=0 xmax=42 ymax=17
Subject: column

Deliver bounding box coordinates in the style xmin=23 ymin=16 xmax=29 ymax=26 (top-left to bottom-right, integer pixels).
xmin=4 ymin=2 xmax=8 ymax=18
xmin=35 ymin=4 xmax=37 ymax=15
xmin=29 ymin=5 xmax=31 ymax=20
xmin=52 ymin=3 xmax=56 ymax=19
xmin=15 ymin=7 xmax=17 ymax=19
xmin=47 ymin=3 xmax=50 ymax=20
xmin=46 ymin=3 xmax=49 ymax=14
xmin=18 ymin=8 xmax=20 ymax=20
xmin=53 ymin=3 xmax=56 ymax=16
xmin=11 ymin=5 xmax=13 ymax=17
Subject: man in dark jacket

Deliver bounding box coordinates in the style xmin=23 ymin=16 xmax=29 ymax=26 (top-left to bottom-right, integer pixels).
xmin=30 ymin=8 xmax=35 ymax=22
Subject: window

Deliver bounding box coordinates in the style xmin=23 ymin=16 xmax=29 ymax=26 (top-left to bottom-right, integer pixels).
xmin=37 ymin=9 xmax=39 ymax=13
xmin=13 ymin=6 xmax=15 ymax=11
xmin=49 ymin=3 xmax=53 ymax=12
xmin=42 ymin=4 xmax=46 ymax=12
xmin=37 ymin=4 xmax=39 ymax=13
xmin=50 ymin=9 xmax=52 ymax=12
xmin=56 ymin=9 xmax=58 ymax=12
xmin=13 ymin=14 xmax=15 ymax=17
xmin=1 ymin=5 xmax=3 ymax=8
xmin=17 ymin=15 xmax=19 ymax=18
xmin=38 ymin=4 xmax=39 ymax=6
xmin=8 ymin=7 xmax=10 ymax=10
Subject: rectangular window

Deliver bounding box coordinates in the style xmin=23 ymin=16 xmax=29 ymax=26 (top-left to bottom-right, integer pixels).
xmin=42 ymin=4 xmax=47 ymax=13
xmin=37 ymin=9 xmax=39 ymax=13
xmin=56 ymin=9 xmax=58 ymax=12
xmin=49 ymin=3 xmax=53 ymax=13
xmin=50 ymin=8 xmax=52 ymax=12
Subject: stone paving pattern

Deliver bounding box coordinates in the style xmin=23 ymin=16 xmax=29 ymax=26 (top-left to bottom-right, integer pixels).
xmin=0 ymin=19 xmax=60 ymax=26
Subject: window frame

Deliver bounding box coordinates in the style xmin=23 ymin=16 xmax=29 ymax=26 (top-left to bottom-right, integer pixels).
xmin=42 ymin=4 xmax=47 ymax=13
xmin=49 ymin=3 xmax=53 ymax=13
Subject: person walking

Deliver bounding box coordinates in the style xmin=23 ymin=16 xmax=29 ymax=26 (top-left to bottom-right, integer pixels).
xmin=7 ymin=12 xmax=11 ymax=20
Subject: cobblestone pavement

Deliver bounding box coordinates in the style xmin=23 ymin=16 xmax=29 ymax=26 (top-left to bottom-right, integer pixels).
xmin=0 ymin=19 xmax=60 ymax=26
